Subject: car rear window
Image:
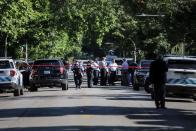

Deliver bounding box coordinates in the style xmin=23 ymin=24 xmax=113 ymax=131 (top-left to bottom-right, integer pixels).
xmin=0 ymin=61 xmax=13 ymax=69
xmin=33 ymin=60 xmax=60 ymax=68
xmin=168 ymin=59 xmax=196 ymax=69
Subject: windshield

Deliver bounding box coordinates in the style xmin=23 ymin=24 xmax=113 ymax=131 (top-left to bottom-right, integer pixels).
xmin=0 ymin=61 xmax=12 ymax=69
xmin=168 ymin=59 xmax=196 ymax=69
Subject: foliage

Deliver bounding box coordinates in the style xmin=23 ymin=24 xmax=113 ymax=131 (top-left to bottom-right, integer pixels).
xmin=0 ymin=0 xmax=196 ymax=59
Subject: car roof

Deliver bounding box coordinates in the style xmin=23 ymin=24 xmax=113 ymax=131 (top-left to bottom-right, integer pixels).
xmin=34 ymin=59 xmax=61 ymax=61
xmin=140 ymin=59 xmax=153 ymax=62
xmin=0 ymin=59 xmax=14 ymax=62
xmin=164 ymin=56 xmax=196 ymax=61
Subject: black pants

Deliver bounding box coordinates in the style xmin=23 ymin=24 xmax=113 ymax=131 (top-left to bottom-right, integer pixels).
xmin=93 ymin=70 xmax=99 ymax=85
xmin=121 ymin=70 xmax=129 ymax=86
xmin=154 ymin=83 xmax=166 ymax=108
xmin=74 ymin=74 xmax=82 ymax=88
xmin=87 ymin=73 xmax=93 ymax=88
xmin=100 ymin=69 xmax=107 ymax=86
xmin=109 ymin=71 xmax=116 ymax=85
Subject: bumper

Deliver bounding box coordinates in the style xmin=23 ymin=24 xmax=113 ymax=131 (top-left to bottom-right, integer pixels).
xmin=30 ymin=78 xmax=67 ymax=87
xmin=0 ymin=83 xmax=17 ymax=90
xmin=166 ymin=84 xmax=196 ymax=95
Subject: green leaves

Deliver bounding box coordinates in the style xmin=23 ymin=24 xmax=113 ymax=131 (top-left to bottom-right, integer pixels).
xmin=1 ymin=0 xmax=195 ymax=59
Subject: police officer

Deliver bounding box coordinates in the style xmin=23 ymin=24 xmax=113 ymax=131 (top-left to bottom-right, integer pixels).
xmin=92 ymin=60 xmax=100 ymax=85
xmin=108 ymin=59 xmax=118 ymax=85
xmin=149 ymin=55 xmax=168 ymax=109
xmin=86 ymin=60 xmax=93 ymax=88
xmin=121 ymin=58 xmax=129 ymax=86
xmin=72 ymin=60 xmax=84 ymax=89
xmin=99 ymin=57 xmax=108 ymax=86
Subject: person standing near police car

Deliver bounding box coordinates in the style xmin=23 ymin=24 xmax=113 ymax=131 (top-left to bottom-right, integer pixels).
xmin=108 ymin=59 xmax=118 ymax=85
xmin=149 ymin=55 xmax=168 ymax=109
xmin=86 ymin=60 xmax=93 ymax=88
xmin=121 ymin=58 xmax=129 ymax=86
xmin=71 ymin=60 xmax=84 ymax=89
xmin=92 ymin=60 xmax=100 ymax=85
xmin=99 ymin=57 xmax=108 ymax=86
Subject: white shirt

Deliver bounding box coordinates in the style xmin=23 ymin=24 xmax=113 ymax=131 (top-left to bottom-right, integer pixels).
xmin=99 ymin=60 xmax=108 ymax=72
xmin=92 ymin=62 xmax=100 ymax=71
xmin=109 ymin=62 xmax=118 ymax=71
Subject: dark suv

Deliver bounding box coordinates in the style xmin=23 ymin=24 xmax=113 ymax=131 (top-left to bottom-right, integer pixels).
xmin=29 ymin=59 xmax=68 ymax=91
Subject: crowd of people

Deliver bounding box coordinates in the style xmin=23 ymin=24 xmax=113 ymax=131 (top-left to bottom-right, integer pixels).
xmin=70 ymin=57 xmax=135 ymax=89
xmin=69 ymin=55 xmax=168 ymax=109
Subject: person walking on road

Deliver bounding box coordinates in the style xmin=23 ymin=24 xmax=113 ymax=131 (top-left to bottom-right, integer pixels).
xmin=86 ymin=60 xmax=93 ymax=88
xmin=72 ymin=60 xmax=84 ymax=89
xmin=108 ymin=59 xmax=118 ymax=85
xmin=149 ymin=55 xmax=168 ymax=109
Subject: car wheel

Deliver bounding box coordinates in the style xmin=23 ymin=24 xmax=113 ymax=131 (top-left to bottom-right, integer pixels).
xmin=14 ymin=89 xmax=20 ymax=96
xmin=62 ymin=83 xmax=67 ymax=90
xmin=133 ymin=84 xmax=140 ymax=91
xmin=193 ymin=96 xmax=196 ymax=101
xmin=20 ymin=89 xmax=24 ymax=95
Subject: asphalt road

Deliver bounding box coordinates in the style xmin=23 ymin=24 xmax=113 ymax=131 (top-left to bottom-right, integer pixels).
xmin=0 ymin=74 xmax=196 ymax=131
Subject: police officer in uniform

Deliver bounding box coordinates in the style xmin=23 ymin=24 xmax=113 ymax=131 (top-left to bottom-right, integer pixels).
xmin=99 ymin=57 xmax=108 ymax=86
xmin=86 ymin=60 xmax=93 ymax=88
xmin=92 ymin=60 xmax=100 ymax=85
xmin=72 ymin=60 xmax=84 ymax=89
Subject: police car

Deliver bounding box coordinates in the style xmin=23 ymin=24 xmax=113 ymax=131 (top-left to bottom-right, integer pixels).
xmin=165 ymin=56 xmax=196 ymax=100
xmin=145 ymin=56 xmax=196 ymax=100
xmin=0 ymin=59 xmax=24 ymax=96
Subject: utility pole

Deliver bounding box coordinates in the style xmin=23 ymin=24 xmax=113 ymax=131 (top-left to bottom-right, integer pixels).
xmin=129 ymin=38 xmax=137 ymax=63
xmin=25 ymin=42 xmax=28 ymax=62
xmin=5 ymin=35 xmax=8 ymax=58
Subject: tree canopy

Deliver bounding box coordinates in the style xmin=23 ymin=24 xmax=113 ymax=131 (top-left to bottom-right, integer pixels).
xmin=0 ymin=0 xmax=195 ymax=60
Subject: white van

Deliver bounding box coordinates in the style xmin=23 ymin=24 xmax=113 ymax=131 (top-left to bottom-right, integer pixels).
xmin=164 ymin=56 xmax=196 ymax=99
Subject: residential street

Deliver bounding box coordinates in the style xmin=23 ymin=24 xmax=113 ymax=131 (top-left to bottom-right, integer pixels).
xmin=0 ymin=83 xmax=195 ymax=131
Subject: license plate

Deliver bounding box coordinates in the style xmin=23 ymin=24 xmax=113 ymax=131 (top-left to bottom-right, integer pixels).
xmin=44 ymin=70 xmax=50 ymax=74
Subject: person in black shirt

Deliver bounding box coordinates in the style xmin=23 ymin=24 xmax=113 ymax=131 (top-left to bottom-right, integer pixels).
xmin=72 ymin=60 xmax=84 ymax=89
xmin=149 ymin=55 xmax=168 ymax=109
xmin=86 ymin=60 xmax=93 ymax=88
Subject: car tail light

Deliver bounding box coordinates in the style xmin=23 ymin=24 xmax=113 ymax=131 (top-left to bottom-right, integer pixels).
xmin=10 ymin=70 xmax=16 ymax=77
xmin=60 ymin=67 xmax=64 ymax=74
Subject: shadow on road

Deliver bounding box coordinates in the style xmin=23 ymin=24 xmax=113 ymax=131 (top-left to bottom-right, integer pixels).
xmin=0 ymin=106 xmax=195 ymax=130
xmin=0 ymin=125 xmax=191 ymax=131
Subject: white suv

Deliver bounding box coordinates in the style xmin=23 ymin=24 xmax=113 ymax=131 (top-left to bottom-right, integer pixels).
xmin=165 ymin=56 xmax=196 ymax=100
xmin=0 ymin=59 xmax=24 ymax=96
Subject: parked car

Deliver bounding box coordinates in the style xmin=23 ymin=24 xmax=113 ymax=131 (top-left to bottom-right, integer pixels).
xmin=29 ymin=59 xmax=69 ymax=91
xmin=144 ymin=56 xmax=196 ymax=100
xmin=134 ymin=59 xmax=153 ymax=89
xmin=0 ymin=59 xmax=24 ymax=96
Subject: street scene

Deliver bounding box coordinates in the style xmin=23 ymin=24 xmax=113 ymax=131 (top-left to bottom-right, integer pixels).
xmin=0 ymin=72 xmax=196 ymax=131
xmin=0 ymin=1 xmax=196 ymax=131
